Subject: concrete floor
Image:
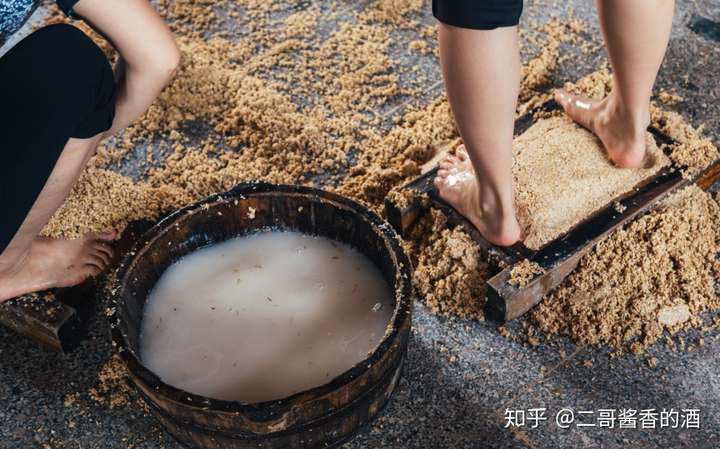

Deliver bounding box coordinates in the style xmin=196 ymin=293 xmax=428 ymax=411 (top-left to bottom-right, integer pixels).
xmin=1 ymin=1 xmax=719 ymax=448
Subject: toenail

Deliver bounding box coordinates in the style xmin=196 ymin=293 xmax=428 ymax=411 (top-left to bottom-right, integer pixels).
xmin=575 ymin=100 xmax=591 ymax=110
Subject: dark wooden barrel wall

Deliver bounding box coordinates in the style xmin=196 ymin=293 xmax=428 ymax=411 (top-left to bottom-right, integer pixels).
xmin=109 ymin=183 xmax=414 ymax=449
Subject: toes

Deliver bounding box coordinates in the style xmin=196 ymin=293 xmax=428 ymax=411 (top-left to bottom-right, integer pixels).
xmin=555 ymin=89 xmax=595 ymax=131
xmin=94 ymin=242 xmax=114 ymax=260
xmin=439 ymin=162 xmax=460 ymax=174
xmin=439 ymin=160 xmax=453 ymax=171
xmin=554 ymin=89 xmax=574 ymax=108
xmin=66 ymin=264 xmax=102 ymax=285
xmin=437 ymin=168 xmax=450 ymax=178
xmin=442 ymin=153 xmax=458 ymax=165
xmin=88 ymin=230 xmax=118 ymax=242
xmin=92 ymin=248 xmax=112 ymax=267
xmin=85 ymin=253 xmax=108 ymax=272
xmin=84 ymin=264 xmax=103 ymax=278
xmin=433 ymin=176 xmax=446 ymax=191
xmin=456 ymin=145 xmax=469 ymax=160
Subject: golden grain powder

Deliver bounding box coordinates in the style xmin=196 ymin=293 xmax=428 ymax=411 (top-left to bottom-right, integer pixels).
xmin=513 ymin=116 xmax=668 ymax=249
xmin=658 ymin=90 xmax=683 ymax=106
xmin=43 ymin=169 xmax=184 ymax=239
xmin=651 ymin=108 xmax=719 ymax=178
xmin=409 ymin=210 xmax=490 ymax=321
xmin=88 ymin=355 xmax=132 ymax=408
xmin=531 ymin=185 xmax=720 ymax=354
xmin=509 ymin=260 xmax=545 ymax=287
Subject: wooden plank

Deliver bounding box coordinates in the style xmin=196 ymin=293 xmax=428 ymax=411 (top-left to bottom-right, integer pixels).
xmin=0 ymin=291 xmax=81 ymax=353
xmin=419 ymin=141 xmax=452 ymax=174
xmin=696 ymin=160 xmax=720 ymax=190
xmin=384 ymin=165 xmax=527 ymax=267
xmin=428 ymin=193 xmax=530 ymax=267
xmin=487 ymin=155 xmax=720 ymax=321
xmin=384 ymin=142 xmax=450 ymax=237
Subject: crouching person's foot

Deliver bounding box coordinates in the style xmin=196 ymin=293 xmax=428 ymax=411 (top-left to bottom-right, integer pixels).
xmin=0 ymin=231 xmax=117 ymax=303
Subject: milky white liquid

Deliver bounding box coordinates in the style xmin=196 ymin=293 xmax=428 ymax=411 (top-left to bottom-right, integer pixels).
xmin=139 ymin=231 xmax=394 ymax=403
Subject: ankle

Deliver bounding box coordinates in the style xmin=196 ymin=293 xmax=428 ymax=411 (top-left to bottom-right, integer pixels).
xmin=605 ymin=93 xmax=650 ymax=136
xmin=0 ymin=250 xmax=30 ymax=277
xmin=478 ymin=187 xmax=517 ymax=223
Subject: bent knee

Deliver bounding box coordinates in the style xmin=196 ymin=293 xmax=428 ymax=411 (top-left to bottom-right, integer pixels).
xmin=149 ymin=40 xmax=181 ymax=84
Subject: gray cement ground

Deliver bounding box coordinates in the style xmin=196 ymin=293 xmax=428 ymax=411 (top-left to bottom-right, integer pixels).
xmin=1 ymin=1 xmax=719 ymax=448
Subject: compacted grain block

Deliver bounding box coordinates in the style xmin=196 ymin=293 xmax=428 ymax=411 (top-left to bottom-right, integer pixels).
xmin=512 ymin=116 xmax=669 ymax=250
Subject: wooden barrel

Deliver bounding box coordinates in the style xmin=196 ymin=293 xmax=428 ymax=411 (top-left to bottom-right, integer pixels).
xmin=108 ymin=182 xmax=414 ymax=449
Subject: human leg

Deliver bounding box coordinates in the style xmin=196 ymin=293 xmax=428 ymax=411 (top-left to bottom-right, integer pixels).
xmin=0 ymin=24 xmax=118 ymax=302
xmin=432 ymin=0 xmax=524 ymax=246
xmin=555 ymin=0 xmax=675 ymax=168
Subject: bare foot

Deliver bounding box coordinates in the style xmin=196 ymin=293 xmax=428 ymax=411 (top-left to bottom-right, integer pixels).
xmin=555 ymin=89 xmax=650 ymax=169
xmin=433 ymin=147 xmax=522 ymax=247
xmin=0 ymin=232 xmax=117 ymax=302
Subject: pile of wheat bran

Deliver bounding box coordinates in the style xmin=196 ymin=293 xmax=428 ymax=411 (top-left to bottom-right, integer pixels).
xmin=509 ymin=260 xmax=545 ymax=287
xmin=409 ymin=210 xmax=490 ymax=321
xmin=531 ymin=185 xmax=720 ymax=354
xmin=42 ymin=169 xmax=185 ymax=239
xmin=88 ymin=355 xmax=133 ymax=408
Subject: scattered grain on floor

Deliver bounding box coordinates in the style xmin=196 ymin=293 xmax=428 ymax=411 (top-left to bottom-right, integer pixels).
xmin=531 ymin=185 xmax=720 ymax=354
xmin=36 ymin=1 xmax=720 ymax=358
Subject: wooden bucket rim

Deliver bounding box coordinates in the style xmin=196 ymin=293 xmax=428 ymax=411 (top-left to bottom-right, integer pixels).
xmin=109 ymin=181 xmax=414 ymax=418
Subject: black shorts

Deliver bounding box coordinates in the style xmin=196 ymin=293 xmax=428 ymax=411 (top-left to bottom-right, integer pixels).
xmin=432 ymin=0 xmax=523 ymax=30
xmin=0 ymin=24 xmax=116 ymax=252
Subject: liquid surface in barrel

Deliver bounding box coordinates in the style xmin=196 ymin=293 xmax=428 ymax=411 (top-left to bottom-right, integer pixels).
xmin=139 ymin=231 xmax=394 ymax=403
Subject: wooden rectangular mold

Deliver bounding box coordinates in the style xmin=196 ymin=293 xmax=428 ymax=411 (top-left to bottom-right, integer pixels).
xmin=385 ymin=99 xmax=720 ymax=322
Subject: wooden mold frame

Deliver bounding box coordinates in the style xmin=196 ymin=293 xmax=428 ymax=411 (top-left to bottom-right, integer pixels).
xmin=0 ymin=219 xmax=157 ymax=352
xmin=385 ymin=99 xmax=720 ymax=322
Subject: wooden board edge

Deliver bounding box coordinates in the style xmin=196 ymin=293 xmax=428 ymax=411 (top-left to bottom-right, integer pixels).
xmin=486 ymin=251 xmax=585 ymax=322
xmin=696 ymin=159 xmax=720 ymax=190
xmin=0 ymin=300 xmax=81 ymax=353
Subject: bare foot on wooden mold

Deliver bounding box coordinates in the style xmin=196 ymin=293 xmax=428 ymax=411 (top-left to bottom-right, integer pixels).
xmin=433 ymin=146 xmax=522 ymax=247
xmin=555 ymin=89 xmax=652 ymax=169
